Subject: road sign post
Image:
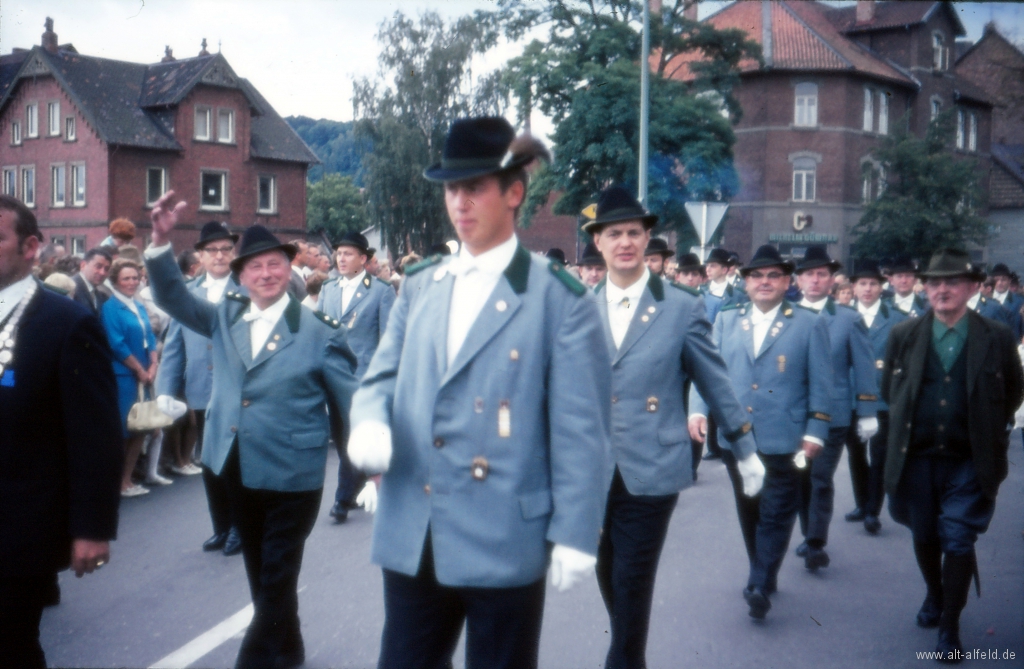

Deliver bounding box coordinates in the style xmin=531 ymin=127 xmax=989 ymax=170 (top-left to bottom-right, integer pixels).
xmin=684 ymin=201 xmax=729 ymax=261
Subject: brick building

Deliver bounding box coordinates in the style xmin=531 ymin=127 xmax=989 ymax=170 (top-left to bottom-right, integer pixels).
xmin=668 ymin=1 xmax=993 ymax=265
xmin=0 ymin=19 xmax=317 ymax=254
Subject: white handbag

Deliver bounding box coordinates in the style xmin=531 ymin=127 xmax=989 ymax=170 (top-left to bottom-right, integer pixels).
xmin=127 ymin=383 xmax=174 ymax=431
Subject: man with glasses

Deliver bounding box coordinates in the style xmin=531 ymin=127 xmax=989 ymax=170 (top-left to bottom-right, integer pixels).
xmin=691 ymin=245 xmax=832 ymax=620
xmin=881 ymin=249 xmax=1022 ymax=662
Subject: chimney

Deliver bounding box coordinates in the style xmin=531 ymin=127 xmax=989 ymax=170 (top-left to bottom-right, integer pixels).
xmin=199 ymin=38 xmax=210 ymax=57
xmin=856 ymin=0 xmax=875 ymax=25
xmin=161 ymin=46 xmax=176 ymax=63
xmin=683 ymin=0 xmax=698 ymax=22
xmin=41 ymin=17 xmax=58 ymax=54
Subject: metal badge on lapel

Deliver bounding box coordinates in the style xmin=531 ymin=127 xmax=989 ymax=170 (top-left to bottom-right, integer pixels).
xmin=777 ymin=355 xmax=786 ymax=373
xmin=741 ymin=319 xmax=750 ymax=331
xmin=348 ymin=312 xmax=358 ymax=328
xmin=647 ymin=396 xmax=659 ymax=413
xmin=496 ymin=300 xmax=508 ymax=312
xmin=876 ymin=359 xmax=884 ymax=370
xmin=509 ymin=349 xmax=519 ymax=361
xmin=472 ymin=456 xmax=489 ymax=481
xmin=498 ymin=400 xmax=511 ymax=437
xmin=267 ymin=342 xmax=277 ymax=351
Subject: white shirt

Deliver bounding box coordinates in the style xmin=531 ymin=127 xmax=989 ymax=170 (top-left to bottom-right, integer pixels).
xmin=750 ymin=302 xmax=781 ymax=356
xmin=707 ymin=278 xmax=729 ymax=298
xmin=993 ymin=290 xmax=1009 ymax=305
xmin=202 ymin=274 xmax=231 ymax=304
xmin=446 ymin=234 xmax=519 ymax=367
xmin=0 ymin=274 xmax=35 ymax=325
xmin=857 ymin=299 xmax=881 ymax=329
xmin=799 ymin=296 xmax=829 ymax=312
xmin=967 ymin=293 xmax=981 ymax=311
xmin=243 ymin=293 xmax=290 ymax=359
xmin=893 ymin=292 xmax=915 ymax=313
xmin=605 ymin=267 xmax=650 ymax=349
xmin=337 ymin=270 xmax=366 ymax=314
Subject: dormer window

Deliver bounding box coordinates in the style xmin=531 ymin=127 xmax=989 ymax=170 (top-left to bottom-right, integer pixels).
xmin=932 ymin=32 xmax=949 ymax=71
xmin=217 ymin=109 xmax=234 ymax=144
xmin=194 ymin=106 xmax=212 ymax=141
xmin=794 ymin=83 xmax=818 ymax=127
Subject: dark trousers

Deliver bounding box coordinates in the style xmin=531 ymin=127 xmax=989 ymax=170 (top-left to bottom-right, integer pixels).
xmin=705 ymin=415 xmax=722 ymax=457
xmin=889 ymin=456 xmax=995 ymax=556
xmin=798 ymin=425 xmax=848 ymax=547
xmin=378 ymin=532 xmax=546 ymax=669
xmin=222 ymin=447 xmax=322 ymax=669
xmin=846 ymin=420 xmax=870 ymax=511
xmin=722 ymin=449 xmax=760 ymax=567
xmin=596 ymin=468 xmax=679 ymax=669
xmin=333 ymin=439 xmax=367 ymax=509
xmin=198 ymin=411 xmax=235 ymax=536
xmin=865 ymin=412 xmax=889 ymax=516
xmin=749 ymin=453 xmax=801 ymax=590
xmin=0 ymin=574 xmax=50 ymax=669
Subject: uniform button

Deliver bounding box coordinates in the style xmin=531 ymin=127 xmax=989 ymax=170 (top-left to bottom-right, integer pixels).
xmin=747 ymin=406 xmax=753 ymax=413
xmin=939 ymin=400 xmax=947 ymax=407
xmin=906 ymin=422 xmax=912 ymax=428
xmin=944 ymin=376 xmax=951 ymax=383
xmin=424 ymin=485 xmax=431 ymax=494
xmin=242 ymin=399 xmax=251 ymax=407
xmin=433 ymin=437 xmax=444 ymax=448
xmin=937 ymin=425 xmax=944 ymax=432
xmin=230 ymin=426 xmax=237 ymax=433
xmin=901 ymin=446 xmax=907 ymax=453
xmin=752 ymin=384 xmax=758 ymax=390
xmin=611 ymin=396 xmax=618 ymax=404
xmin=938 ymin=444 xmax=945 ymax=449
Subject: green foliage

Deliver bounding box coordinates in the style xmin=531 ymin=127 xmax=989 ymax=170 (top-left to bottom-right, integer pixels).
xmin=286 ymin=117 xmax=366 ymax=183
xmin=353 ymin=11 xmax=508 ymax=256
xmin=306 ymin=173 xmax=368 ymax=243
xmin=485 ymin=0 xmax=760 ymax=250
xmin=852 ymin=111 xmax=989 ymax=262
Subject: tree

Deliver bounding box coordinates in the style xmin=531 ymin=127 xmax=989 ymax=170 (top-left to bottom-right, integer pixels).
xmin=486 ymin=0 xmax=760 ymax=249
xmin=287 ymin=117 xmax=367 ymax=183
xmin=353 ymin=11 xmax=508 ymax=256
xmin=851 ymin=111 xmax=989 ymax=262
xmin=306 ymin=173 xmax=368 ymax=244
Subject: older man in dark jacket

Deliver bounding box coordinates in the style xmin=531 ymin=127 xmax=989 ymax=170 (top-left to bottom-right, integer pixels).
xmin=881 ymin=249 xmax=1024 ymax=664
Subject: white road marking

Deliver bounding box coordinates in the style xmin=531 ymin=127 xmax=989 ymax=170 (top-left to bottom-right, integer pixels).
xmin=148 ymin=603 xmax=253 ymax=669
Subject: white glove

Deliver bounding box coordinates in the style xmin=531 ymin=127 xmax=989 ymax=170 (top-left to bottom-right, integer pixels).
xmin=347 ymin=420 xmax=393 ymax=473
xmin=736 ymin=453 xmax=765 ymax=497
xmin=857 ymin=416 xmax=879 ymax=441
xmin=156 ymin=395 xmax=188 ymax=421
xmin=356 ymin=481 xmax=378 ymax=514
xmin=793 ymin=450 xmax=807 ymax=469
xmin=548 ymin=544 xmax=597 ymax=593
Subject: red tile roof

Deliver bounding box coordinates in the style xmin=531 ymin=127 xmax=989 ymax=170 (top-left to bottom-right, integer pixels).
xmin=827 ymin=1 xmax=966 ymax=37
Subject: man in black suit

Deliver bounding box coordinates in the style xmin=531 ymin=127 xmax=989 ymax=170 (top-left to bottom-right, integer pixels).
xmin=72 ymin=246 xmax=113 ymax=315
xmin=0 ymin=195 xmax=123 ymax=668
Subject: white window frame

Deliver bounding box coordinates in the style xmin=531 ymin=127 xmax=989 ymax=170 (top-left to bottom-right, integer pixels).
xmin=26 ymin=103 xmax=38 ymax=138
xmin=51 ymin=164 xmax=66 ymax=207
xmin=792 ymin=160 xmax=816 ymax=202
xmin=194 ymin=106 xmax=212 ymax=141
xmin=71 ymin=162 xmax=86 ymax=206
xmin=932 ymin=32 xmax=949 ymax=71
xmin=794 ymin=83 xmax=818 ymax=127
xmin=930 ymin=97 xmax=942 ymax=121
xmin=47 ymin=101 xmax=60 ymax=136
xmin=65 ymin=116 xmax=76 ymax=141
xmin=257 ymin=174 xmax=277 ymax=214
xmin=878 ymin=92 xmax=889 ymax=135
xmin=216 ymin=108 xmax=235 ymax=144
xmin=2 ymin=167 xmax=16 ymax=197
xmin=21 ymin=166 xmax=35 ymax=207
xmin=863 ymin=88 xmax=874 ymax=132
xmin=968 ymin=113 xmax=977 ymax=152
xmin=11 ymin=121 xmax=21 ymax=146
xmin=146 ymin=167 xmax=167 ymax=206
xmin=861 ymin=171 xmax=872 ymax=204
xmin=71 ymin=235 xmax=87 ymax=255
xmin=199 ymin=170 xmax=228 ymax=211
xmin=956 ymin=110 xmax=965 ymax=149
xmin=878 ymin=165 xmax=887 ymax=197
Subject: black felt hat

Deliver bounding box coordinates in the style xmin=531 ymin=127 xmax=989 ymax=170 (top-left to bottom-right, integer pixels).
xmin=705 ymin=248 xmax=733 ymax=266
xmin=918 ymin=248 xmax=984 ymax=281
xmin=850 ymin=259 xmax=885 ymax=281
xmin=795 ymin=245 xmax=842 ymax=274
xmin=578 ymin=242 xmax=605 ymax=267
xmin=888 ymin=254 xmax=917 ymax=274
xmin=336 ymin=231 xmax=370 ymax=255
xmin=644 ymin=238 xmax=675 ymax=258
xmin=989 ymin=262 xmax=1012 ymax=277
xmin=194 ymin=221 xmax=239 ymax=250
xmin=676 ymin=253 xmax=703 ymax=272
xmin=423 ymin=117 xmax=536 ymax=182
xmin=428 ymin=243 xmax=452 ymax=257
xmin=546 ymin=248 xmax=567 ymax=265
xmin=741 ymin=245 xmax=794 ymax=276
xmin=580 ymin=186 xmax=658 ymax=234
xmin=229 ymin=225 xmax=297 ymax=274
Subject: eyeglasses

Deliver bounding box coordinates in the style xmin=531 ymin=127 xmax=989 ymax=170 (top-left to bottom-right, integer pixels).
xmin=747 ymin=271 xmax=786 ymax=281
xmin=202 ymin=246 xmax=235 ymax=255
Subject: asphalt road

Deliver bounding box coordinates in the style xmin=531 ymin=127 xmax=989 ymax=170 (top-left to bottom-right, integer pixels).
xmin=41 ymin=435 xmax=1023 ymax=669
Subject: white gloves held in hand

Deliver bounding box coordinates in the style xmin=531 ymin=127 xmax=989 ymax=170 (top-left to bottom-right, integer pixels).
xmin=356 ymin=481 xmax=378 ymax=514
xmin=857 ymin=416 xmax=879 ymax=441
xmin=155 ymin=395 xmax=188 ymax=421
xmin=549 ymin=544 xmax=596 ymax=592
xmin=736 ymin=453 xmax=765 ymax=497
xmin=348 ymin=420 xmax=393 ymax=473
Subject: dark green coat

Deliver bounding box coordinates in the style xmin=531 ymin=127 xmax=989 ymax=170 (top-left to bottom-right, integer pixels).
xmin=880 ymin=311 xmax=1024 ymax=500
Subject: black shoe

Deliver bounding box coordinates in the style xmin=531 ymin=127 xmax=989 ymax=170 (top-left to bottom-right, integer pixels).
xmin=917 ymin=592 xmax=943 ymax=628
xmin=805 ymin=546 xmax=830 ymax=571
xmin=936 ymin=624 xmax=963 ymax=664
xmin=844 ymin=507 xmax=866 ymax=522
xmin=743 ymin=585 xmax=771 ymax=619
xmin=864 ymin=515 xmax=882 ymax=534
xmin=329 ymin=501 xmax=349 ymax=524
xmin=795 ymin=541 xmax=809 ymax=558
xmin=203 ymin=531 xmax=228 ymax=552
xmin=222 ymin=528 xmax=242 ymax=556
xmin=702 ymin=451 xmax=721 ymax=461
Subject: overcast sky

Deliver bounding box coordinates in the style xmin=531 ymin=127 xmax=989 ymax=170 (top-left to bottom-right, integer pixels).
xmin=2 ymin=1 xmax=1022 ymax=130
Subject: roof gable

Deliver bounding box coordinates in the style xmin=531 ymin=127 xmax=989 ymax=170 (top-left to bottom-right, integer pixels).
xmin=140 ymin=53 xmax=260 ymax=110
xmin=827 ymin=1 xmax=966 ymax=37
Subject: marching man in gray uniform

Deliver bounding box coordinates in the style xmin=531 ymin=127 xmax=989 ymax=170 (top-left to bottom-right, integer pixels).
xmin=691 ymin=245 xmax=833 ymax=620
xmin=145 ymin=193 xmax=358 ymax=669
xmin=317 ymin=230 xmax=395 ymax=523
xmin=347 ymin=117 xmax=611 ymax=669
xmin=587 ymin=185 xmax=764 ymax=669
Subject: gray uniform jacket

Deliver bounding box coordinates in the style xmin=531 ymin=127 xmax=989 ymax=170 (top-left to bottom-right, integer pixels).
xmin=597 ymin=274 xmax=755 ymax=496
xmin=316 ymin=272 xmax=396 ymax=378
xmin=810 ymin=298 xmax=878 ymax=427
xmin=854 ymin=300 xmax=907 ymax=412
xmin=146 ymin=249 xmax=358 ymax=492
xmin=350 ymin=246 xmax=612 ymax=588
xmin=693 ymin=301 xmax=833 ymax=454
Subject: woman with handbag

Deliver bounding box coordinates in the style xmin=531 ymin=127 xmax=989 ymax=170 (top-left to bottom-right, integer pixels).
xmin=101 ymin=258 xmax=162 ymax=497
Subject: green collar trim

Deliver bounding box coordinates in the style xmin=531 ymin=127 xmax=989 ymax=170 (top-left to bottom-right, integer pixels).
xmin=648 ymin=272 xmax=665 ymax=302
xmin=503 ymin=244 xmax=531 ymax=295
xmin=284 ymin=297 xmax=302 ymax=333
